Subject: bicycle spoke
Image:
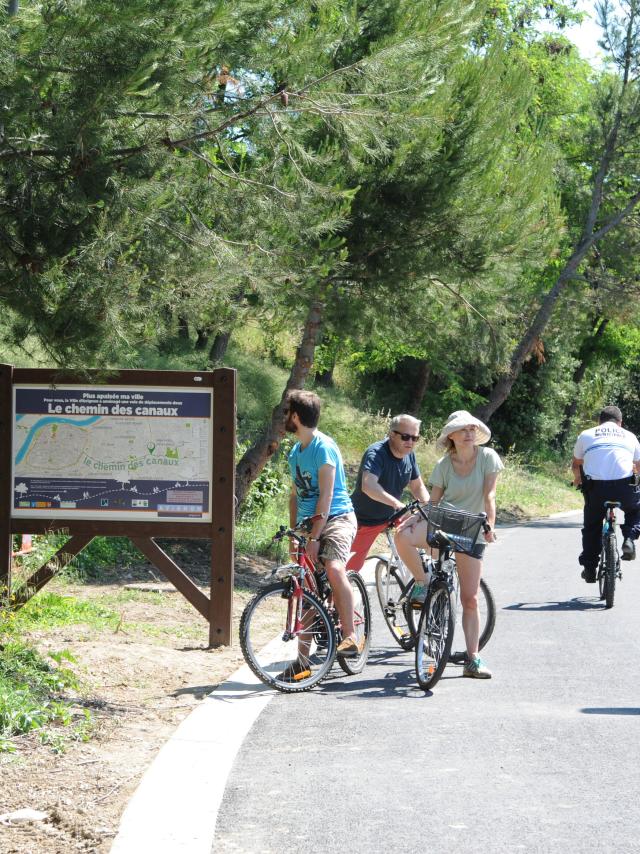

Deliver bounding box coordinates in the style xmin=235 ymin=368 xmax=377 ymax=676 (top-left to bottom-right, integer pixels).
xmin=240 ymin=583 xmax=336 ymax=692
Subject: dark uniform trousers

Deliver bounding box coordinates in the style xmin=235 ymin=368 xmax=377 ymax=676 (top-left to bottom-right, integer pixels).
xmin=580 ymin=476 xmax=640 ymax=571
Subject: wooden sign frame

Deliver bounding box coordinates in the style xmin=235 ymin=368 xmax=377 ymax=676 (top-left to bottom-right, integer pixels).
xmin=0 ymin=364 xmax=236 ymax=646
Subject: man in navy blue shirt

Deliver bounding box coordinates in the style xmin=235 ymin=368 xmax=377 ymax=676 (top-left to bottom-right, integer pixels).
xmin=347 ymin=414 xmax=429 ymax=571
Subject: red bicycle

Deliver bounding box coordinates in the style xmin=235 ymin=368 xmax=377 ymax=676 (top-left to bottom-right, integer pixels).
xmin=239 ymin=516 xmax=372 ymax=693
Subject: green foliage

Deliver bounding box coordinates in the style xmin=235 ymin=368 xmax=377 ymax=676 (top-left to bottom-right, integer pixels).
xmin=498 ymin=450 xmax=582 ymax=517
xmin=0 ymin=639 xmax=89 ymax=751
xmin=14 ymin=593 xmax=118 ymax=631
xmin=16 ymin=534 xmax=144 ymax=583
xmin=235 ymin=489 xmax=290 ymax=556
xmin=237 ymin=442 xmax=291 ymax=521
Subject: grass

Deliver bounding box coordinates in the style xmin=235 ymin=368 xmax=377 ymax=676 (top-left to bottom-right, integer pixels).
xmin=498 ymin=453 xmax=582 ymax=519
xmin=14 ymin=592 xmax=119 ymax=632
xmin=0 ymin=638 xmax=90 ymax=753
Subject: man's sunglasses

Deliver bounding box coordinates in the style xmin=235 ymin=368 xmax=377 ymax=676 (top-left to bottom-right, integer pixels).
xmin=392 ymin=430 xmax=420 ymax=442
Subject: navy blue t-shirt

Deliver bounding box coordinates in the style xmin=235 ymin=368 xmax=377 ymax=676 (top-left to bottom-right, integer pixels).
xmin=350 ymin=439 xmax=420 ymax=525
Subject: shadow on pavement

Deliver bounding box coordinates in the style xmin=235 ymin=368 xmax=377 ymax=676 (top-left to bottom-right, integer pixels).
xmin=504 ymin=597 xmax=603 ymax=611
xmin=319 ymin=671 xmax=427 ymax=699
xmin=500 ymin=518 xmax=582 ymax=531
xmin=172 ymin=684 xmax=219 ymax=699
xmin=581 ymin=707 xmax=640 ymax=715
xmin=317 ymin=648 xmax=465 ymax=699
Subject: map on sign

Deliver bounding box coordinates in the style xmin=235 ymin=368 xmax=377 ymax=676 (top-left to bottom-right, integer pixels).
xmin=12 ymin=386 xmax=213 ymax=521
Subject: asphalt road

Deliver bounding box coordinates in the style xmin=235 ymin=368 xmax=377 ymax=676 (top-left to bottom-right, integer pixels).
xmin=212 ymin=513 xmax=640 ymax=854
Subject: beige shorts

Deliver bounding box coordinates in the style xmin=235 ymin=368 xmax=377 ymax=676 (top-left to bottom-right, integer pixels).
xmin=319 ymin=512 xmax=357 ymax=565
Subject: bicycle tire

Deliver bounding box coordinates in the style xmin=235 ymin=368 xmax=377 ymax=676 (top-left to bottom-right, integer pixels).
xmin=337 ymin=571 xmax=372 ymax=675
xmin=450 ymin=576 xmax=496 ymax=664
xmin=604 ymin=533 xmax=617 ymax=610
xmin=414 ymin=582 xmax=455 ymax=691
xmin=598 ymin=546 xmax=606 ymax=600
xmin=239 ymin=582 xmax=337 ymax=693
xmin=374 ymin=558 xmax=415 ymax=650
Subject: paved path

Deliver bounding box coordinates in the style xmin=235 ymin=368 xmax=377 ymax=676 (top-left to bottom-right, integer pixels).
xmin=212 ymin=514 xmax=640 ymax=854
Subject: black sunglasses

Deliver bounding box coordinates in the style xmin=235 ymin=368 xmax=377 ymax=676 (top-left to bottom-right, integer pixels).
xmin=392 ymin=430 xmax=420 ymax=442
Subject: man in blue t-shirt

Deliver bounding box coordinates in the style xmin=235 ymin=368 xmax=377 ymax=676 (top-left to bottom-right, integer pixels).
xmin=284 ymin=390 xmax=359 ymax=677
xmin=347 ymin=414 xmax=429 ymax=571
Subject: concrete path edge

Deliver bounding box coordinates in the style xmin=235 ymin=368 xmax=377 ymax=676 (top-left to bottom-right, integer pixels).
xmin=110 ymin=664 xmax=273 ymax=854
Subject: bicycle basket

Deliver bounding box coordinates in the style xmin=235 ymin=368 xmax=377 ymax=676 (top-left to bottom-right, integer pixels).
xmin=422 ymin=504 xmax=486 ymax=555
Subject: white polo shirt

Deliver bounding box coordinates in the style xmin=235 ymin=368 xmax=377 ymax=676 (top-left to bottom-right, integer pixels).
xmin=573 ymin=423 xmax=640 ymax=480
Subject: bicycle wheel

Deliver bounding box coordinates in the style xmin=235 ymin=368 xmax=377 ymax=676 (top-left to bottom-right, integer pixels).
xmin=374 ymin=558 xmax=415 ymax=650
xmin=450 ymin=574 xmax=496 ymax=664
xmin=603 ymin=533 xmax=617 ymax=610
xmin=337 ymin=571 xmax=372 ymax=675
xmin=598 ymin=546 xmax=606 ymax=600
xmin=240 ymin=582 xmax=337 ymax=693
xmin=415 ymin=582 xmax=455 ymax=691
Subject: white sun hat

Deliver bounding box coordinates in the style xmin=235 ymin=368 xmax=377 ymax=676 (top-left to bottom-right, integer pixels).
xmin=436 ymin=410 xmax=491 ymax=449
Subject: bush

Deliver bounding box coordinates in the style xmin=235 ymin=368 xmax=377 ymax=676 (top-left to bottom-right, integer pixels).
xmin=0 ymin=640 xmax=89 ymax=752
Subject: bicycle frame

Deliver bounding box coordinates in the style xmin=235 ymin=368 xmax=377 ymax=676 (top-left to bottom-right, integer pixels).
xmin=272 ymin=523 xmax=323 ymax=642
xmin=273 ymin=518 xmax=367 ymax=643
xmin=372 ymin=502 xmax=456 ymax=603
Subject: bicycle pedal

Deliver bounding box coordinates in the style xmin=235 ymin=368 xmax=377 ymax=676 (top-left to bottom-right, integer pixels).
xmin=292 ymin=669 xmax=311 ymax=681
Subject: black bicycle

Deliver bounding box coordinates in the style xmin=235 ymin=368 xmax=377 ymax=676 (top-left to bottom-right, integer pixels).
xmin=373 ymin=501 xmax=495 ymax=663
xmin=598 ymin=500 xmax=622 ymax=610
xmin=413 ymin=503 xmax=490 ymax=691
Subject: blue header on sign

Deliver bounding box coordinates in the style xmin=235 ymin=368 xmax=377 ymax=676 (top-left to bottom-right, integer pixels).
xmin=15 ymin=388 xmax=211 ymax=418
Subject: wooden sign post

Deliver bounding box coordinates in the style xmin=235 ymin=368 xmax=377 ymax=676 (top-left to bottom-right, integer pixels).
xmin=0 ymin=365 xmax=236 ymax=646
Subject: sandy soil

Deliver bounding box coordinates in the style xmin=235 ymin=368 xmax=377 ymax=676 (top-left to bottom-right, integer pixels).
xmin=0 ymin=554 xmax=271 ymax=854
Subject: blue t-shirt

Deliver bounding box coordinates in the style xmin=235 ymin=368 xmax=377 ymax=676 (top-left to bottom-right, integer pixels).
xmin=351 ymin=438 xmax=420 ymax=525
xmin=288 ymin=431 xmax=353 ymax=523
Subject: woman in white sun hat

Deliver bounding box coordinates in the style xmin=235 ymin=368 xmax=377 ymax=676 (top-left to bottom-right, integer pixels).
xmin=395 ymin=410 xmax=503 ymax=679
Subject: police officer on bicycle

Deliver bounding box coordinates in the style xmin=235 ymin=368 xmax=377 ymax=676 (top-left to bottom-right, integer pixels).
xmin=571 ymin=405 xmax=640 ymax=583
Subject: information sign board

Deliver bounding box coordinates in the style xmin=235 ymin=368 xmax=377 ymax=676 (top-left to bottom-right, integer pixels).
xmin=12 ymin=385 xmax=213 ymax=521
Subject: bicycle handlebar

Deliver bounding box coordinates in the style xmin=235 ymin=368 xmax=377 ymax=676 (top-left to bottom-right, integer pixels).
xmin=385 ymin=500 xmax=491 ymax=533
xmin=272 ymin=513 xmax=325 ymax=543
xmin=385 ymin=499 xmax=422 ymax=528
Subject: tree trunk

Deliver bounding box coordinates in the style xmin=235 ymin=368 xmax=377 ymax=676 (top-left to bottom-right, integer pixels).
xmin=209 ymin=330 xmax=231 ymax=364
xmin=556 ymin=317 xmax=609 ymax=448
xmin=314 ymin=335 xmax=336 ymax=386
xmin=235 ymin=298 xmax=324 ymax=511
xmin=407 ymin=359 xmax=431 ymax=415
xmin=475 ymin=19 xmax=640 ymax=424
xmin=474 ymin=249 xmax=586 ymax=422
xmin=315 ymin=365 xmax=335 ymax=387
xmin=194 ymin=327 xmax=210 ymax=351
xmin=177 ymin=315 xmax=190 ymax=341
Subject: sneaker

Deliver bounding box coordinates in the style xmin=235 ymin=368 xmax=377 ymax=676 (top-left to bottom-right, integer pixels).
xmin=581 ymin=566 xmax=597 ymax=583
xmin=622 ymin=538 xmax=636 ymax=561
xmin=409 ymin=583 xmax=428 ymax=609
xmin=336 ymin=636 xmax=365 ymax=658
xmin=276 ymin=660 xmax=311 ymax=682
xmin=463 ymin=656 xmax=492 ymax=679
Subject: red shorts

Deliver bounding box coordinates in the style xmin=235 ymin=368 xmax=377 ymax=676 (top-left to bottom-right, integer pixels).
xmin=346 ymin=521 xmax=389 ymax=571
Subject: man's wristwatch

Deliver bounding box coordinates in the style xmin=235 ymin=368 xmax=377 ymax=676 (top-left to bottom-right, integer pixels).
xmin=309 ymin=537 xmax=320 ymax=542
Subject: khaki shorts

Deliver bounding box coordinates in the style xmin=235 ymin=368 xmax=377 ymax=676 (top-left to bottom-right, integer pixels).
xmin=319 ymin=512 xmax=357 ymax=565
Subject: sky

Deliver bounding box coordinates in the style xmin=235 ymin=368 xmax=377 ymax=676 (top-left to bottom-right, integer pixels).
xmin=564 ymin=1 xmax=604 ymax=64
xmin=537 ymin=1 xmax=605 ymax=66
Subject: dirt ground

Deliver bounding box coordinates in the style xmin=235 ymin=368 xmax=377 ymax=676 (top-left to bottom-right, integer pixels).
xmin=0 ymin=552 xmax=272 ymax=854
